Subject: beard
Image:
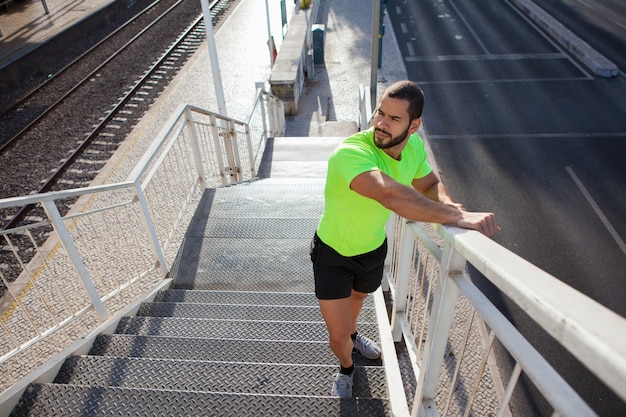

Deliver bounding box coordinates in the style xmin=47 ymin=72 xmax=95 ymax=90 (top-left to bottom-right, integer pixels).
xmin=374 ymin=126 xmax=410 ymax=149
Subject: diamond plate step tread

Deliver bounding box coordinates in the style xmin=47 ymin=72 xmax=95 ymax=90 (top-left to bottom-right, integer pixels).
xmin=55 ymin=356 xmax=388 ymax=398
xmin=244 ymin=178 xmax=328 ymax=185
xmin=12 ymin=384 xmax=392 ymax=416
xmin=170 ymin=237 xmax=314 ymax=291
xmin=136 ymin=301 xmax=377 ymax=323
xmin=257 ymin=138 xmax=343 ymax=179
xmin=264 ymin=137 xmax=343 ymax=155
xmin=90 ymin=335 xmax=382 ymax=366
xmin=220 ymin=178 xmax=326 ymax=192
xmin=201 ymin=182 xmax=325 ymax=220
xmin=197 ymin=217 xmax=319 ymax=239
xmin=114 ymin=317 xmax=380 ymax=344
xmin=154 ymin=289 xmax=375 ymax=308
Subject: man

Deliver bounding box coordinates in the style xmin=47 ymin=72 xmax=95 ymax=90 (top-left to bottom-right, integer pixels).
xmin=310 ymin=80 xmax=499 ymax=398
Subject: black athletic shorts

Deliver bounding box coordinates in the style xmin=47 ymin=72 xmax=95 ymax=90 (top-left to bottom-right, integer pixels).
xmin=310 ymin=233 xmax=387 ymax=300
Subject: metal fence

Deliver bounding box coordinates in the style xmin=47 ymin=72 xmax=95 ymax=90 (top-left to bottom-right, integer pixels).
xmin=0 ymin=89 xmax=284 ymax=393
xmin=383 ymin=214 xmax=626 ymax=417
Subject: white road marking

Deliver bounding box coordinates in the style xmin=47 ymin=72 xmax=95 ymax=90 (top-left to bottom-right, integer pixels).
xmin=575 ymin=0 xmax=592 ymax=9
xmin=406 ymin=42 xmax=415 ymax=56
xmin=566 ymin=166 xmax=626 ymax=257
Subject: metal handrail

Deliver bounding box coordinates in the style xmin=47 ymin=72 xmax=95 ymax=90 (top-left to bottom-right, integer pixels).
xmin=384 ymin=214 xmax=626 ymax=416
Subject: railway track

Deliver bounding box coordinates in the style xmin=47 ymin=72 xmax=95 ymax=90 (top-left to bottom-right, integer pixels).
xmin=0 ymin=0 xmax=238 ymax=294
xmin=0 ymin=0 xmax=237 ymax=222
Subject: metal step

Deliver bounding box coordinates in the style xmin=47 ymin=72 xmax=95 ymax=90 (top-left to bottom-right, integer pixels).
xmin=168 ymin=236 xmax=315 ymax=291
xmin=54 ymin=356 xmax=388 ymax=398
xmin=11 ymin=384 xmax=391 ymax=416
xmin=89 ymin=334 xmax=381 ymax=366
xmin=201 ymin=180 xmax=325 ymax=220
xmin=136 ymin=301 xmax=377 ymax=323
xmin=170 ymin=179 xmax=325 ymax=291
xmin=258 ymin=137 xmax=344 ymax=177
xmin=154 ymin=289 xmax=376 ymax=308
xmin=169 ymin=179 xmax=325 ymax=291
xmin=114 ymin=316 xmax=380 ymax=344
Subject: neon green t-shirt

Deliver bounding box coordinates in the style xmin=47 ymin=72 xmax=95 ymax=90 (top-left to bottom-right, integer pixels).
xmin=316 ymin=128 xmax=432 ymax=256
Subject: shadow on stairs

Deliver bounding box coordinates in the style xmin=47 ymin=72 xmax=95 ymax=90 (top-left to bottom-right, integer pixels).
xmin=9 ymin=137 xmax=396 ymax=416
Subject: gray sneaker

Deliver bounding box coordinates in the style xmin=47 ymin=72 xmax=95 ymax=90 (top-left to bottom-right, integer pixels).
xmin=331 ymin=371 xmax=354 ymax=398
xmin=353 ymin=333 xmax=381 ymax=359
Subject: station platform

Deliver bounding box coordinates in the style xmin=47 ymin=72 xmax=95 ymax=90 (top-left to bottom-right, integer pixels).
xmin=0 ymin=0 xmax=116 ymax=67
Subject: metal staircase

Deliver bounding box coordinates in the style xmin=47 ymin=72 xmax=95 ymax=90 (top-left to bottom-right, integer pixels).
xmin=9 ymin=137 xmax=396 ymax=416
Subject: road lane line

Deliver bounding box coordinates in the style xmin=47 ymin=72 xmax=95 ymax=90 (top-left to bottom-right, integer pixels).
xmin=575 ymin=0 xmax=592 ymax=9
xmin=406 ymin=42 xmax=415 ymax=56
xmin=566 ymin=166 xmax=626 ymax=257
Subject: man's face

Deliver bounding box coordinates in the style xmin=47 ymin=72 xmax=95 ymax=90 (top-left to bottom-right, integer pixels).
xmin=372 ymin=95 xmax=419 ymax=151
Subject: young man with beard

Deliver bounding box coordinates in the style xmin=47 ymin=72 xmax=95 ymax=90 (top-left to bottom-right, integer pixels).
xmin=310 ymin=80 xmax=500 ymax=397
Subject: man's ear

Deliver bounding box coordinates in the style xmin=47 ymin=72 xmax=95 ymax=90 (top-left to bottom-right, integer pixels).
xmin=409 ymin=118 xmax=421 ymax=134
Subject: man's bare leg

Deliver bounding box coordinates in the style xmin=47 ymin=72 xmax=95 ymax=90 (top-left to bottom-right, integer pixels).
xmin=319 ymin=297 xmax=354 ymax=368
xmin=350 ymin=289 xmax=368 ymax=334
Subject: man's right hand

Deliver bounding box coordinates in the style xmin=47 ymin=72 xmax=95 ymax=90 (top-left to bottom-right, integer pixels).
xmin=456 ymin=211 xmax=500 ymax=237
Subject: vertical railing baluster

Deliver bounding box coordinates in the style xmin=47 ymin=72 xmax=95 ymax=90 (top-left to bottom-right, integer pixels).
xmin=225 ymin=119 xmax=243 ymax=182
xmin=41 ymin=200 xmax=108 ymax=321
xmin=413 ymin=244 xmax=465 ymax=417
xmin=391 ymin=219 xmax=416 ymax=341
xmin=185 ymin=106 xmax=208 ymax=188
xmin=132 ymin=183 xmax=167 ymax=277
xmin=382 ymin=214 xmax=397 ymax=292
xmin=208 ymin=114 xmax=228 ymax=184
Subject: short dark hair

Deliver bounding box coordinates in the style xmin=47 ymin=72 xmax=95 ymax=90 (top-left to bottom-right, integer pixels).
xmin=383 ymin=80 xmax=425 ymax=121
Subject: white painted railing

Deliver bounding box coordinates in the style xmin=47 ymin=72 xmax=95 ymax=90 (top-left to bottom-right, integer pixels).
xmin=383 ymin=214 xmax=626 ymax=417
xmin=0 ymin=90 xmax=283 ymax=394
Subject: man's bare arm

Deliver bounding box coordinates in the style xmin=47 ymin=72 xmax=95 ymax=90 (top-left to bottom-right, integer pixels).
xmin=351 ymin=170 xmax=500 ymax=236
xmin=412 ymin=172 xmax=458 ymax=206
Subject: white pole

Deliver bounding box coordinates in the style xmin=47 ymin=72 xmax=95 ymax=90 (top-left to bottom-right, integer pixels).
xmin=201 ymin=0 xmax=227 ymax=116
xmin=370 ymin=0 xmax=381 ymax=106
xmin=265 ymin=0 xmax=275 ymax=65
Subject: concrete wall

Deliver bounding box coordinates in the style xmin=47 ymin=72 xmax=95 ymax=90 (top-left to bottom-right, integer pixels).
xmin=269 ymin=0 xmax=320 ymax=115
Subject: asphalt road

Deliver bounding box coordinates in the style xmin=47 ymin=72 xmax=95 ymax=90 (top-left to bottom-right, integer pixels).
xmin=384 ymin=0 xmax=626 ymax=415
xmin=531 ymin=0 xmax=626 ymax=72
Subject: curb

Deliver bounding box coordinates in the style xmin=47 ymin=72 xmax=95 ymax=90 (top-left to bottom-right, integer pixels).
xmin=509 ymin=0 xmax=618 ymax=77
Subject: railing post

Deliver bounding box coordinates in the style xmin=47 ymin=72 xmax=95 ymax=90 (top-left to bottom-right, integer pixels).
xmin=256 ymin=83 xmax=270 ymax=138
xmin=244 ymin=123 xmax=256 ymax=178
xmin=225 ymin=119 xmax=243 ymax=182
xmin=208 ymin=114 xmax=228 ymax=185
xmin=390 ymin=219 xmax=415 ymax=341
xmin=133 ymin=182 xmax=168 ymax=277
xmin=41 ymin=200 xmax=108 ymax=321
xmin=184 ymin=106 xmax=208 ymax=188
xmin=412 ymin=244 xmax=464 ymax=417
xmin=382 ymin=214 xmax=396 ymax=292
xmin=272 ymin=97 xmax=285 ymax=136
